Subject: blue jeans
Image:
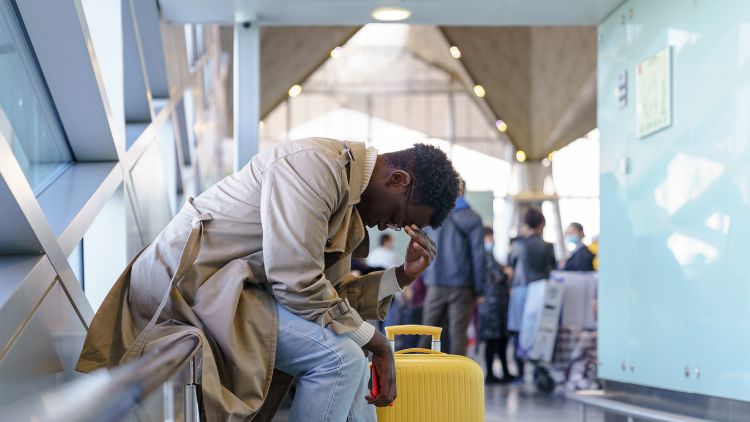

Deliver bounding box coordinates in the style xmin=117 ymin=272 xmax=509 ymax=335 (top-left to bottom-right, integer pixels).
xmin=275 ymin=303 xmax=377 ymax=422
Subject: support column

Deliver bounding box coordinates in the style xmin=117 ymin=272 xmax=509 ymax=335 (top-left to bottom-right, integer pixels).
xmin=506 ymin=161 xmax=567 ymax=259
xmin=446 ymin=91 xmax=456 ymax=158
xmin=233 ymin=17 xmax=260 ymax=171
xmin=366 ymin=94 xmax=373 ymax=143
xmin=286 ymin=98 xmax=291 ymax=142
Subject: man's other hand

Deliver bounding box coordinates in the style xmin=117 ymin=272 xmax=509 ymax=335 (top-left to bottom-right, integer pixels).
xmin=363 ymin=331 xmax=397 ymax=407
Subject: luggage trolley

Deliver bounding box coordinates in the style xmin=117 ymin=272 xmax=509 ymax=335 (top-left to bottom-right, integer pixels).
xmin=517 ymin=272 xmax=599 ymax=393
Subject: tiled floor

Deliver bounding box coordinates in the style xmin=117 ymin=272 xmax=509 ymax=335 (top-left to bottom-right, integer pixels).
xmin=273 ymin=381 xmax=605 ymax=421
xmin=484 ymin=383 xmax=604 ymax=422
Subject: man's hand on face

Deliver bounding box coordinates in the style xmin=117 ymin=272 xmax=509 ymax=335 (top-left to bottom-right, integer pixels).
xmin=396 ymin=225 xmax=437 ymax=288
xmin=363 ymin=331 xmax=397 ymax=407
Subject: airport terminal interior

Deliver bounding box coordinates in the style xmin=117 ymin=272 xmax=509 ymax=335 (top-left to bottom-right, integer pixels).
xmin=1 ymin=0 xmax=749 ymax=421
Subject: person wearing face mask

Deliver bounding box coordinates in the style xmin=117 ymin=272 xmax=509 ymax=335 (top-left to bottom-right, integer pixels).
xmin=562 ymin=222 xmax=596 ymax=272
xmin=477 ymin=227 xmax=512 ymax=384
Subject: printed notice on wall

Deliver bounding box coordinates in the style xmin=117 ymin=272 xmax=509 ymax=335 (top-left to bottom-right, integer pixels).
xmin=636 ymin=46 xmax=672 ymax=138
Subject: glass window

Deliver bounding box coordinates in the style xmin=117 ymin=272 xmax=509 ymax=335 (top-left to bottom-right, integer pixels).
xmin=552 ymin=129 xmax=601 ymax=239
xmin=130 ymin=141 xmax=171 ymax=244
xmin=0 ymin=0 xmax=72 ymax=193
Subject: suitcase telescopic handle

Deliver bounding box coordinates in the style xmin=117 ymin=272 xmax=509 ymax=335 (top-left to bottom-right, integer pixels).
xmin=385 ymin=325 xmax=442 ymax=352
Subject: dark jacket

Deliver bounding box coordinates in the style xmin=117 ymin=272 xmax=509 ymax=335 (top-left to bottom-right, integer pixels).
xmin=508 ymin=234 xmax=556 ymax=286
xmin=563 ymin=245 xmax=595 ymax=271
xmin=423 ymin=201 xmax=485 ymax=295
xmin=478 ymin=252 xmax=510 ymax=340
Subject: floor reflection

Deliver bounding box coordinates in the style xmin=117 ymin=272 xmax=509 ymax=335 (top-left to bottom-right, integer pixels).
xmin=273 ymin=380 xmax=605 ymax=421
xmin=484 ymin=382 xmax=604 ymax=422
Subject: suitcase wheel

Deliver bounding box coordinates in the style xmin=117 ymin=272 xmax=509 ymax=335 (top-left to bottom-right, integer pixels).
xmin=534 ymin=368 xmax=555 ymax=394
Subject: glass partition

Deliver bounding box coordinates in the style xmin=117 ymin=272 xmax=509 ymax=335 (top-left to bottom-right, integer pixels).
xmin=0 ymin=0 xmax=72 ymax=193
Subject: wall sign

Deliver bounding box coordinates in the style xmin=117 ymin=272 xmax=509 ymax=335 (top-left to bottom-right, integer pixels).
xmin=617 ymin=69 xmax=628 ymax=109
xmin=636 ymin=46 xmax=672 ymax=137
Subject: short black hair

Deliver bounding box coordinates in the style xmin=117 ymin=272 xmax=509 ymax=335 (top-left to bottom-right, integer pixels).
xmin=524 ymin=208 xmax=546 ymax=229
xmin=569 ymin=222 xmax=584 ymax=234
xmin=379 ymin=233 xmax=392 ymax=246
xmin=383 ymin=143 xmax=460 ymax=227
xmin=483 ymin=226 xmax=494 ymax=237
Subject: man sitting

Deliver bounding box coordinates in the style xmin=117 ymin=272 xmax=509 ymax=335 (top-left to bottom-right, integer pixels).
xmin=77 ymin=138 xmax=460 ymax=421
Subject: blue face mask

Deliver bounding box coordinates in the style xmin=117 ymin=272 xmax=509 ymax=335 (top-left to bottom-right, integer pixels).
xmin=484 ymin=242 xmax=494 ymax=253
xmin=565 ymin=235 xmax=582 ymax=247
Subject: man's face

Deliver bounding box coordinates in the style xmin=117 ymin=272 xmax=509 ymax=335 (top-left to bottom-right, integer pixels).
xmin=361 ymin=195 xmax=434 ymax=231
xmin=564 ymin=225 xmax=583 ymax=239
xmin=359 ymin=170 xmax=434 ymax=230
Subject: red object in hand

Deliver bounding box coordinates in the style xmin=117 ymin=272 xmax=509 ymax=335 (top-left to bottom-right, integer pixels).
xmin=370 ymin=364 xmax=395 ymax=407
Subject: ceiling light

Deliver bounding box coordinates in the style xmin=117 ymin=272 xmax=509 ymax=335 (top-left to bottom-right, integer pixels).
xmin=330 ymin=46 xmax=343 ymax=59
xmin=288 ymin=84 xmax=302 ymax=98
xmin=258 ymin=120 xmax=265 ymax=130
xmin=449 ymin=46 xmax=461 ymax=59
xmin=516 ymin=150 xmax=527 ymax=163
xmin=542 ymin=158 xmax=551 ymax=167
xmin=495 ymin=120 xmax=508 ymax=132
xmin=473 ymin=84 xmax=486 ymax=98
xmin=371 ymin=6 xmax=411 ymax=21
xmin=548 ymin=150 xmax=556 ymax=161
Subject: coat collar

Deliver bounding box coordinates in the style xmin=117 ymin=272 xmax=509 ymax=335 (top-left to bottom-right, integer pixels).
xmin=345 ymin=141 xmax=368 ymax=206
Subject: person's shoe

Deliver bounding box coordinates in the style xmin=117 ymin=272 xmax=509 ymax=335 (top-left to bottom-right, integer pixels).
xmin=485 ymin=374 xmax=502 ymax=384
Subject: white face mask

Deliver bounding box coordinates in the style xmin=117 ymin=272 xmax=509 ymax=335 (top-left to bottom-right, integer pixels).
xmin=484 ymin=242 xmax=494 ymax=253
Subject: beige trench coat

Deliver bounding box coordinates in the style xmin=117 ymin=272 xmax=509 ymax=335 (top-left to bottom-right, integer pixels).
xmin=76 ymin=138 xmax=394 ymax=421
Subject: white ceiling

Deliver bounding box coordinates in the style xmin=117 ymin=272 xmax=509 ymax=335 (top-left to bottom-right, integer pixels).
xmin=159 ymin=0 xmax=625 ymax=25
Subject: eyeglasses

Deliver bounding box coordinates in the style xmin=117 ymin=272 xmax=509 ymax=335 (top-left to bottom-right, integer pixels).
xmin=386 ymin=175 xmax=414 ymax=231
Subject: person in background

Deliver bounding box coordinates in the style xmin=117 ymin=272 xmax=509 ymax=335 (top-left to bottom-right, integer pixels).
xmin=367 ymin=234 xmax=405 ymax=330
xmin=478 ymin=227 xmax=512 ymax=384
xmin=367 ymin=233 xmax=398 ymax=269
xmin=562 ymin=222 xmax=595 ymax=271
xmin=506 ymin=208 xmax=556 ymax=381
xmin=421 ymin=185 xmax=485 ymax=356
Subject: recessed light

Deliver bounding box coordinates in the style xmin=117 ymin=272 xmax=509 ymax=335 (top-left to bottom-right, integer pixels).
xmin=516 ymin=150 xmax=527 ymax=163
xmin=449 ymin=46 xmax=461 ymax=59
xmin=330 ymin=46 xmax=343 ymax=59
xmin=473 ymin=84 xmax=486 ymax=98
xmin=371 ymin=6 xmax=411 ymax=21
xmin=495 ymin=120 xmax=508 ymax=132
xmin=288 ymin=84 xmax=302 ymax=98
xmin=548 ymin=150 xmax=556 ymax=161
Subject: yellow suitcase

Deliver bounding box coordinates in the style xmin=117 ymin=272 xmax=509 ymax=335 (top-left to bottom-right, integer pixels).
xmin=376 ymin=325 xmax=485 ymax=422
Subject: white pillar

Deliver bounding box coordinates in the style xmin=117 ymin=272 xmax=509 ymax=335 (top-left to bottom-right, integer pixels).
xmin=366 ymin=95 xmax=373 ymax=143
xmin=286 ymin=98 xmax=291 ymax=142
xmin=233 ymin=17 xmax=260 ymax=171
xmin=446 ymin=91 xmax=456 ymax=159
xmin=509 ymin=161 xmax=567 ymax=259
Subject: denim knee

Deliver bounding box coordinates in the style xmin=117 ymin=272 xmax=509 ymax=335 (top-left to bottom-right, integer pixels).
xmin=335 ymin=337 xmax=367 ymax=382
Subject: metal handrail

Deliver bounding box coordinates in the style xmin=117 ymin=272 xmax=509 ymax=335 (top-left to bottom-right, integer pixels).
xmin=567 ymin=390 xmax=711 ymax=422
xmin=0 ymin=337 xmax=202 ymax=422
